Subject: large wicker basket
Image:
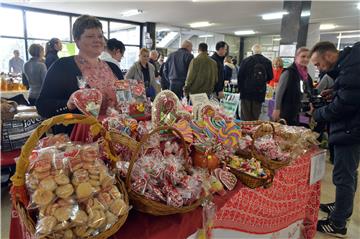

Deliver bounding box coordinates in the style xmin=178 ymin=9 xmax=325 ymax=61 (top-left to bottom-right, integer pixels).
xmin=10 ymin=113 xmax=129 ymax=239
xmin=237 ymin=120 xmax=290 ymax=170
xmin=116 ymin=126 xmax=205 ymax=216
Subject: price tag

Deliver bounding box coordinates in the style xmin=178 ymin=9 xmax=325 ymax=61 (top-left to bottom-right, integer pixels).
xmin=309 ymin=150 xmax=326 ymax=185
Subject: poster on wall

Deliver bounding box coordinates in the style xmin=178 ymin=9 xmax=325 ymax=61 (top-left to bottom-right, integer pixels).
xmin=279 ymin=44 xmax=296 ymax=57
xmin=58 ymin=43 xmax=78 ymax=58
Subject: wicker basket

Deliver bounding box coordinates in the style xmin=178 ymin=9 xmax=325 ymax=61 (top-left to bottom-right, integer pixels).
xmin=228 ymin=152 xmax=274 ymax=189
xmin=10 ymin=113 xmax=129 ymax=239
xmin=237 ymin=121 xmax=290 ymax=170
xmin=123 ymin=126 xmax=205 ymax=216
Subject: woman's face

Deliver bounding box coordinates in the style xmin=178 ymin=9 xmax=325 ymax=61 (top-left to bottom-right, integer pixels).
xmin=55 ymin=41 xmax=63 ymax=52
xmin=139 ymin=52 xmax=149 ymax=64
xmin=76 ymin=28 xmax=104 ymax=58
xmin=295 ymin=51 xmax=310 ymax=67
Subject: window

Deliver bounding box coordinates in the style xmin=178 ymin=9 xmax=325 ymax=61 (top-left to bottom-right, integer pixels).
xmin=0 ymin=7 xmax=24 ymax=37
xmin=26 ymin=11 xmax=70 ymax=41
xmin=110 ymin=22 xmax=140 ymax=45
xmin=120 ymin=46 xmax=139 ymax=70
xmin=0 ymin=38 xmax=26 ymax=73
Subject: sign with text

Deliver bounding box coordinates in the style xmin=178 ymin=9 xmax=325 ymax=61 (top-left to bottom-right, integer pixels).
xmin=189 ymin=93 xmax=209 ymax=107
xmin=309 ymin=150 xmax=327 ymax=185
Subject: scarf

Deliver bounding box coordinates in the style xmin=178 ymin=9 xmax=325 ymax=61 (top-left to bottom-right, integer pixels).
xmin=295 ymin=63 xmax=308 ymax=82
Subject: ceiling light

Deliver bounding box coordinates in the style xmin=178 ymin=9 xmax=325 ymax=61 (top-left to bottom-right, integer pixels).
xmin=337 ymin=34 xmax=360 ymax=39
xmin=199 ymin=34 xmax=213 ymax=38
xmin=120 ymin=9 xmax=143 ymax=17
xmin=234 ymin=30 xmax=256 ymax=35
xmin=320 ymin=24 xmax=337 ymax=30
xmin=261 ymin=11 xmax=288 ymax=20
xmin=189 ymin=21 xmax=212 ymax=28
xmin=157 ymin=28 xmax=170 ymax=32
xmin=273 ymin=38 xmax=281 ymax=41
xmin=357 ymin=2 xmax=360 ymax=10
xmin=301 ymin=11 xmax=311 ymax=17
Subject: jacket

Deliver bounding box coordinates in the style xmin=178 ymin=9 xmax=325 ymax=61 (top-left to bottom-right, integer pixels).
xmin=163 ymin=48 xmax=193 ymax=87
xmin=125 ymin=61 xmax=161 ymax=95
xmin=184 ymin=52 xmax=218 ymax=96
xmin=268 ymin=67 xmax=283 ymax=87
xmin=275 ymin=62 xmax=313 ymax=125
xmin=45 ymin=51 xmax=59 ymax=69
xmin=224 ymin=62 xmax=236 ymax=81
xmin=313 ymin=42 xmax=360 ymax=145
xmin=36 ymin=56 xmax=123 ymax=119
xmin=23 ymin=58 xmax=47 ymax=100
xmin=238 ymin=54 xmax=273 ymax=102
xmin=211 ymin=52 xmax=225 ymax=94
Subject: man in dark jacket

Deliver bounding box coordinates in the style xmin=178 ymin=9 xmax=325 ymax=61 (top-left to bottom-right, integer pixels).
xmin=237 ymin=44 xmax=273 ymax=121
xmin=310 ymin=41 xmax=360 ymax=238
xmin=211 ymin=41 xmax=228 ymax=99
xmin=162 ymin=40 xmax=193 ymax=99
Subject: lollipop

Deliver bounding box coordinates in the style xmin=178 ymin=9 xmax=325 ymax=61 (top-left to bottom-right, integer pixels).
xmin=219 ymin=122 xmax=242 ymax=148
xmin=190 ymin=120 xmax=206 ymax=140
xmin=173 ymin=119 xmax=193 ymax=144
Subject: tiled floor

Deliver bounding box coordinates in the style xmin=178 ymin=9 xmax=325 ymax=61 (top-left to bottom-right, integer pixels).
xmin=1 ymin=159 xmax=359 ymax=239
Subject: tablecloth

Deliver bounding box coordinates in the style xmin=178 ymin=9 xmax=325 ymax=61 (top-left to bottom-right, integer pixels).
xmin=8 ymin=149 xmax=320 ymax=239
xmin=1 ymin=149 xmax=20 ymax=167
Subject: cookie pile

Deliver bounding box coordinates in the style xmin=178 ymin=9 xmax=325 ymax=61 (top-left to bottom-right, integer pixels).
xmin=26 ymin=141 xmax=128 ymax=239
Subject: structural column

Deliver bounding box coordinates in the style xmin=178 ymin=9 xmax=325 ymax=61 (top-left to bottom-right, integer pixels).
xmin=280 ymin=1 xmax=312 ymax=49
xmin=145 ymin=22 xmax=156 ymax=49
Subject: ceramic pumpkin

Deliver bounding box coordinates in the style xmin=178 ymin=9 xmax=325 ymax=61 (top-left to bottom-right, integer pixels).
xmin=192 ymin=150 xmax=219 ymax=170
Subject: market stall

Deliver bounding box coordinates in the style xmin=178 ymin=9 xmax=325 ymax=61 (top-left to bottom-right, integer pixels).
xmin=8 ymin=86 xmax=322 ymax=239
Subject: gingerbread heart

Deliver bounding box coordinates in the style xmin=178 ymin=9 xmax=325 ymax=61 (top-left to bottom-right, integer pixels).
xmin=73 ymin=88 xmax=102 ymax=117
xmin=219 ymin=169 xmax=237 ymax=191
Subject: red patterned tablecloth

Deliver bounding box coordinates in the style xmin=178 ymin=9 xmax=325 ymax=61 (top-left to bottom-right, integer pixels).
xmin=9 ymin=149 xmax=320 ymax=239
xmin=214 ymin=148 xmax=321 ymax=239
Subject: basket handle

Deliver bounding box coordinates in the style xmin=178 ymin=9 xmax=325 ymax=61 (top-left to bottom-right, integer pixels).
xmin=250 ymin=122 xmax=276 ymax=149
xmin=125 ymin=126 xmax=188 ymax=191
xmin=10 ymin=113 xmax=115 ymax=188
xmin=278 ymin=118 xmax=287 ymax=125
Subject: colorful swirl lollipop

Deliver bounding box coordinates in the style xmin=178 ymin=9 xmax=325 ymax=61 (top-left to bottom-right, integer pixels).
xmin=173 ymin=119 xmax=193 ymax=143
xmin=190 ymin=120 xmax=206 ymax=140
xmin=219 ymin=121 xmax=242 ymax=148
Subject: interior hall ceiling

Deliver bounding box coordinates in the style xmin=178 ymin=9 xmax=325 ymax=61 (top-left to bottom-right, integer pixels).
xmin=4 ymin=0 xmax=360 ymax=36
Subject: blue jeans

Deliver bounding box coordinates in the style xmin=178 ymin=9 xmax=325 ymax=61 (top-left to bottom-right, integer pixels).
xmin=170 ymin=82 xmax=184 ymax=99
xmin=330 ymin=144 xmax=360 ymax=227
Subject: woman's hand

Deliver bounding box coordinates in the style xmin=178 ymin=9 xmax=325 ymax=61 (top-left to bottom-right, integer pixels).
xmin=320 ymin=89 xmax=333 ymax=101
xmin=272 ymin=109 xmax=281 ymax=122
xmin=66 ymin=93 xmax=77 ymax=110
xmin=217 ymin=91 xmax=225 ymax=99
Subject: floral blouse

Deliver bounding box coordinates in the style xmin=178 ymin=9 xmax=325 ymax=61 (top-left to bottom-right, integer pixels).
xmin=75 ymin=55 xmax=118 ymax=115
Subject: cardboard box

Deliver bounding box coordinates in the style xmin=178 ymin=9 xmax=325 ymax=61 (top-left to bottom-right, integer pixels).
xmin=1 ymin=117 xmax=42 ymax=152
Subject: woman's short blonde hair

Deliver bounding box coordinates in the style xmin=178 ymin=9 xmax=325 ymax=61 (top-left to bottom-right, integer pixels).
xmin=28 ymin=44 xmax=44 ymax=58
xmin=139 ymin=48 xmax=149 ymax=56
xmin=272 ymin=57 xmax=283 ymax=68
xmin=224 ymin=56 xmax=232 ymax=63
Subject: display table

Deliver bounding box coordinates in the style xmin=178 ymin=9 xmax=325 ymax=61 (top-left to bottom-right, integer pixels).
xmin=1 ymin=90 xmax=29 ymax=99
xmin=9 ymin=149 xmax=320 ymax=239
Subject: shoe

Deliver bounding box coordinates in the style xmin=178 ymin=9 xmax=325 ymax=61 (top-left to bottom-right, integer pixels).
xmin=319 ymin=202 xmax=351 ymax=221
xmin=317 ymin=218 xmax=347 ymax=238
xmin=320 ymin=202 xmax=335 ymax=214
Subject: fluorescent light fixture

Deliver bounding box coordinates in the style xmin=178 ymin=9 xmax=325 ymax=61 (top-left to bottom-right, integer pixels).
xmin=261 ymin=11 xmax=288 ymax=20
xmin=120 ymin=9 xmax=143 ymax=17
xmin=320 ymin=24 xmax=337 ymax=30
xmin=157 ymin=28 xmax=170 ymax=32
xmin=273 ymin=38 xmax=281 ymax=41
xmin=199 ymin=34 xmax=213 ymax=38
xmin=189 ymin=21 xmax=212 ymax=28
xmin=357 ymin=2 xmax=360 ymax=10
xmin=234 ymin=30 xmax=256 ymax=35
xmin=337 ymin=34 xmax=360 ymax=39
xmin=301 ymin=11 xmax=311 ymax=17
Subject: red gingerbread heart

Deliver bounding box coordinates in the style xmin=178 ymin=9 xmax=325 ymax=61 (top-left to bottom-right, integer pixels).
xmin=73 ymin=88 xmax=102 ymax=117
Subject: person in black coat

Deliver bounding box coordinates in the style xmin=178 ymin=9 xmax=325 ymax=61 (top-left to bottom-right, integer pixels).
xmin=310 ymin=41 xmax=360 ymax=237
xmin=211 ymin=41 xmax=228 ymax=99
xmin=45 ymin=38 xmax=62 ymax=69
xmin=238 ymin=44 xmax=273 ymax=121
xmin=272 ymin=47 xmax=313 ymax=126
xmin=36 ymin=15 xmax=123 ymax=134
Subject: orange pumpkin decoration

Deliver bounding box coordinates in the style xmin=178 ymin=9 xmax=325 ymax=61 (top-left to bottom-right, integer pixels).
xmin=192 ymin=150 xmax=219 ymax=170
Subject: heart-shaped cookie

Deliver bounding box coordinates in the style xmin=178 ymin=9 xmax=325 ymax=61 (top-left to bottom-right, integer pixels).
xmin=73 ymin=88 xmax=102 ymax=117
